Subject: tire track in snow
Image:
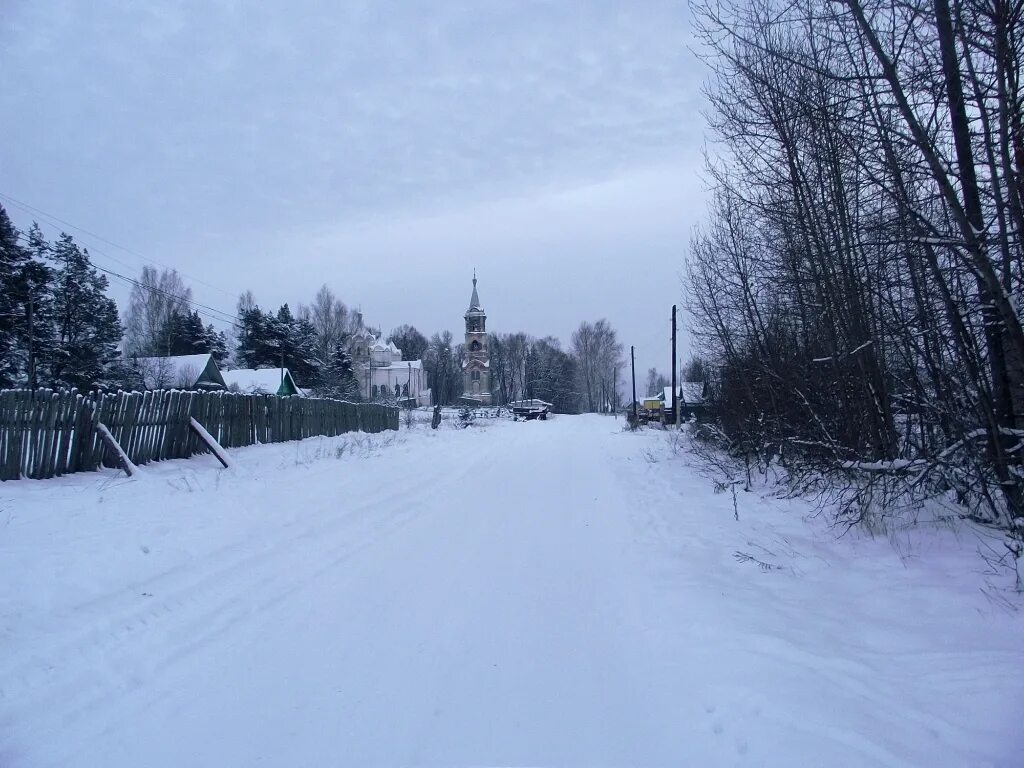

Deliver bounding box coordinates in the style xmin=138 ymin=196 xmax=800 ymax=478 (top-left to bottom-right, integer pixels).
xmin=0 ymin=430 xmax=501 ymax=762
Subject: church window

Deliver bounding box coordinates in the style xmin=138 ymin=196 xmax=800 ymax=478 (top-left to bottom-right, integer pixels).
xmin=371 ymin=384 xmax=378 ymax=398
xmin=471 ymin=370 xmax=480 ymax=381
xmin=470 ymin=340 xmax=481 ymax=352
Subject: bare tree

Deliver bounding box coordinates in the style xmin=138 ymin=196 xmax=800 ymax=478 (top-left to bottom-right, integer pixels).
xmin=298 ymin=284 xmax=358 ymax=373
xmin=646 ymin=367 xmax=670 ymax=396
xmin=124 ymin=267 xmax=193 ymax=356
xmin=571 ymin=319 xmax=623 ymax=413
xmin=424 ymin=330 xmax=463 ymax=405
xmin=687 ymin=0 xmax=1024 ymax=528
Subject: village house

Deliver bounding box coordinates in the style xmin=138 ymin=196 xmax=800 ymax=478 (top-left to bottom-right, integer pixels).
xmin=132 ymin=353 xmax=227 ymax=391
xmin=661 ymin=381 xmax=710 ymax=421
xmin=222 ymin=367 xmax=302 ymax=397
xmin=350 ymin=329 xmax=431 ymax=407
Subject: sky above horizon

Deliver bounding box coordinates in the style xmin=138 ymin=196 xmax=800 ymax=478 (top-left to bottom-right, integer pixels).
xmin=1 ymin=1 xmax=708 ymax=384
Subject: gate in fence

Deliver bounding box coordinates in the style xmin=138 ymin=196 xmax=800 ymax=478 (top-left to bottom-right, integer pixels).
xmin=0 ymin=388 xmax=399 ymax=481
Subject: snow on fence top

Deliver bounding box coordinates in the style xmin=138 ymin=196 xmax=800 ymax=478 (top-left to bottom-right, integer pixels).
xmin=0 ymin=388 xmax=399 ymax=481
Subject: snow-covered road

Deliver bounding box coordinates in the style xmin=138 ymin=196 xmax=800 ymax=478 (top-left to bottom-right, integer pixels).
xmin=1 ymin=415 xmax=1021 ymax=766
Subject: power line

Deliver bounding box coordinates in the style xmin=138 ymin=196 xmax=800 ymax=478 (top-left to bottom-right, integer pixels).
xmin=12 ymin=228 xmax=240 ymax=327
xmin=0 ymin=190 xmax=238 ymax=300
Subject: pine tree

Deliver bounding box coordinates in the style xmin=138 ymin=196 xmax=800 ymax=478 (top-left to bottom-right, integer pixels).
xmin=47 ymin=234 xmax=123 ymax=390
xmin=235 ymin=307 xmax=272 ymax=369
xmin=286 ymin=315 xmax=318 ymax=385
xmin=205 ymin=325 xmax=228 ymax=365
xmin=314 ymin=339 xmax=359 ymax=400
xmin=158 ymin=310 xmax=209 ymax=356
xmin=0 ymin=206 xmax=29 ymax=386
xmin=0 ymin=213 xmax=54 ymax=388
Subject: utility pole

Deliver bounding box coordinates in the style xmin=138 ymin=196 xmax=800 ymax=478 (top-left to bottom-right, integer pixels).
xmin=630 ymin=345 xmax=637 ymax=425
xmin=27 ymin=293 xmax=35 ymax=390
xmin=613 ymin=365 xmax=617 ymax=419
xmin=671 ymin=304 xmax=679 ymax=427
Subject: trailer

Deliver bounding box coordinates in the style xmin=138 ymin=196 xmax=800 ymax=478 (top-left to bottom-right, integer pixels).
xmin=509 ymin=399 xmax=552 ymax=421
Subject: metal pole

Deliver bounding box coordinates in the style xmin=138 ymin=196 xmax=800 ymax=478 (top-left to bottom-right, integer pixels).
xmin=672 ymin=304 xmax=678 ymax=427
xmin=631 ymin=345 xmax=637 ymax=424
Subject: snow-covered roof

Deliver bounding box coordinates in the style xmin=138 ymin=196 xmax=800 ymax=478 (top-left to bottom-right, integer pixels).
xmin=133 ymin=354 xmax=222 ymax=389
xmin=679 ymin=381 xmax=705 ymax=404
xmin=387 ymin=341 xmax=401 ymax=354
xmin=661 ymin=382 xmax=706 ymax=405
xmin=370 ymin=338 xmax=388 ymax=352
xmin=377 ymin=360 xmax=423 ymax=371
xmin=222 ymin=368 xmax=297 ymax=394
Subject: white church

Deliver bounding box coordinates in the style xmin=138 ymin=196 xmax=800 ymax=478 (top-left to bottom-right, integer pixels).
xmin=349 ymin=330 xmax=432 ymax=407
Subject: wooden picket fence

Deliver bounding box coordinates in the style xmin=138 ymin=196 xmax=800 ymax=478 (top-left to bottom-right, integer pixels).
xmin=0 ymin=388 xmax=399 ymax=481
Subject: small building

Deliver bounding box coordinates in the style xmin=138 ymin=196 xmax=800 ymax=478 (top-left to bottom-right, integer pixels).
xmin=349 ymin=330 xmax=431 ymax=407
xmin=132 ymin=353 xmax=226 ymax=391
xmin=222 ymin=367 xmax=301 ymax=397
xmin=679 ymin=381 xmax=708 ymax=411
xmin=661 ymin=381 xmax=709 ymax=420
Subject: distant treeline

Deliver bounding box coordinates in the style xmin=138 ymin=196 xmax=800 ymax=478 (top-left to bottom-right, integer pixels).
xmin=1 ymin=205 xmax=627 ymax=413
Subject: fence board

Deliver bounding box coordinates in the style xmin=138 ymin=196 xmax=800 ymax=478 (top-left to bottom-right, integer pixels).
xmin=0 ymin=388 xmax=396 ymax=480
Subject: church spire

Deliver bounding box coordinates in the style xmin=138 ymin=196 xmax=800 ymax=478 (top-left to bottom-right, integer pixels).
xmin=467 ymin=270 xmax=483 ymax=313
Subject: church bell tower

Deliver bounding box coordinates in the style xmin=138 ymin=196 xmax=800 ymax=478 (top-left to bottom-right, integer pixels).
xmin=463 ymin=272 xmax=491 ymax=404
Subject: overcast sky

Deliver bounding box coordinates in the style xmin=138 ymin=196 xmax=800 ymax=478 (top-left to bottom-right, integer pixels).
xmin=1 ymin=1 xmax=707 ymax=383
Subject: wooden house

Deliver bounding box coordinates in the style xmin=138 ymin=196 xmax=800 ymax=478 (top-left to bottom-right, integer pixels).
xmin=222 ymin=368 xmax=301 ymax=397
xmin=132 ymin=354 xmax=227 ymax=391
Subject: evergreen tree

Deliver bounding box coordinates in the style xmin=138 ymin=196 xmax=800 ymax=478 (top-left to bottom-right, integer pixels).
xmin=235 ymin=306 xmax=273 ymax=369
xmin=0 ymin=207 xmax=29 ymax=386
xmin=47 ymin=234 xmax=123 ymax=390
xmin=0 ymin=213 xmax=54 ymax=388
xmin=159 ymin=310 xmax=207 ymax=356
xmin=205 ymin=325 xmax=228 ymax=365
xmin=234 ymin=303 xmax=316 ymax=382
xmin=314 ymin=338 xmax=359 ymax=400
xmin=286 ymin=315 xmax=318 ymax=385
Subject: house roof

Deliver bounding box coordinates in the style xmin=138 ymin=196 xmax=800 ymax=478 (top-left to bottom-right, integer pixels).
xmin=222 ymin=367 xmax=298 ymax=394
xmin=680 ymin=381 xmax=705 ymax=404
xmin=661 ymin=382 xmax=707 ymax=405
xmin=133 ymin=354 xmax=223 ymax=389
xmin=376 ymin=360 xmax=423 ymax=371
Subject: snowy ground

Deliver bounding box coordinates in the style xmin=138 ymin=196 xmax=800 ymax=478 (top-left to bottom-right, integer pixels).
xmin=1 ymin=415 xmax=1021 ymax=766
